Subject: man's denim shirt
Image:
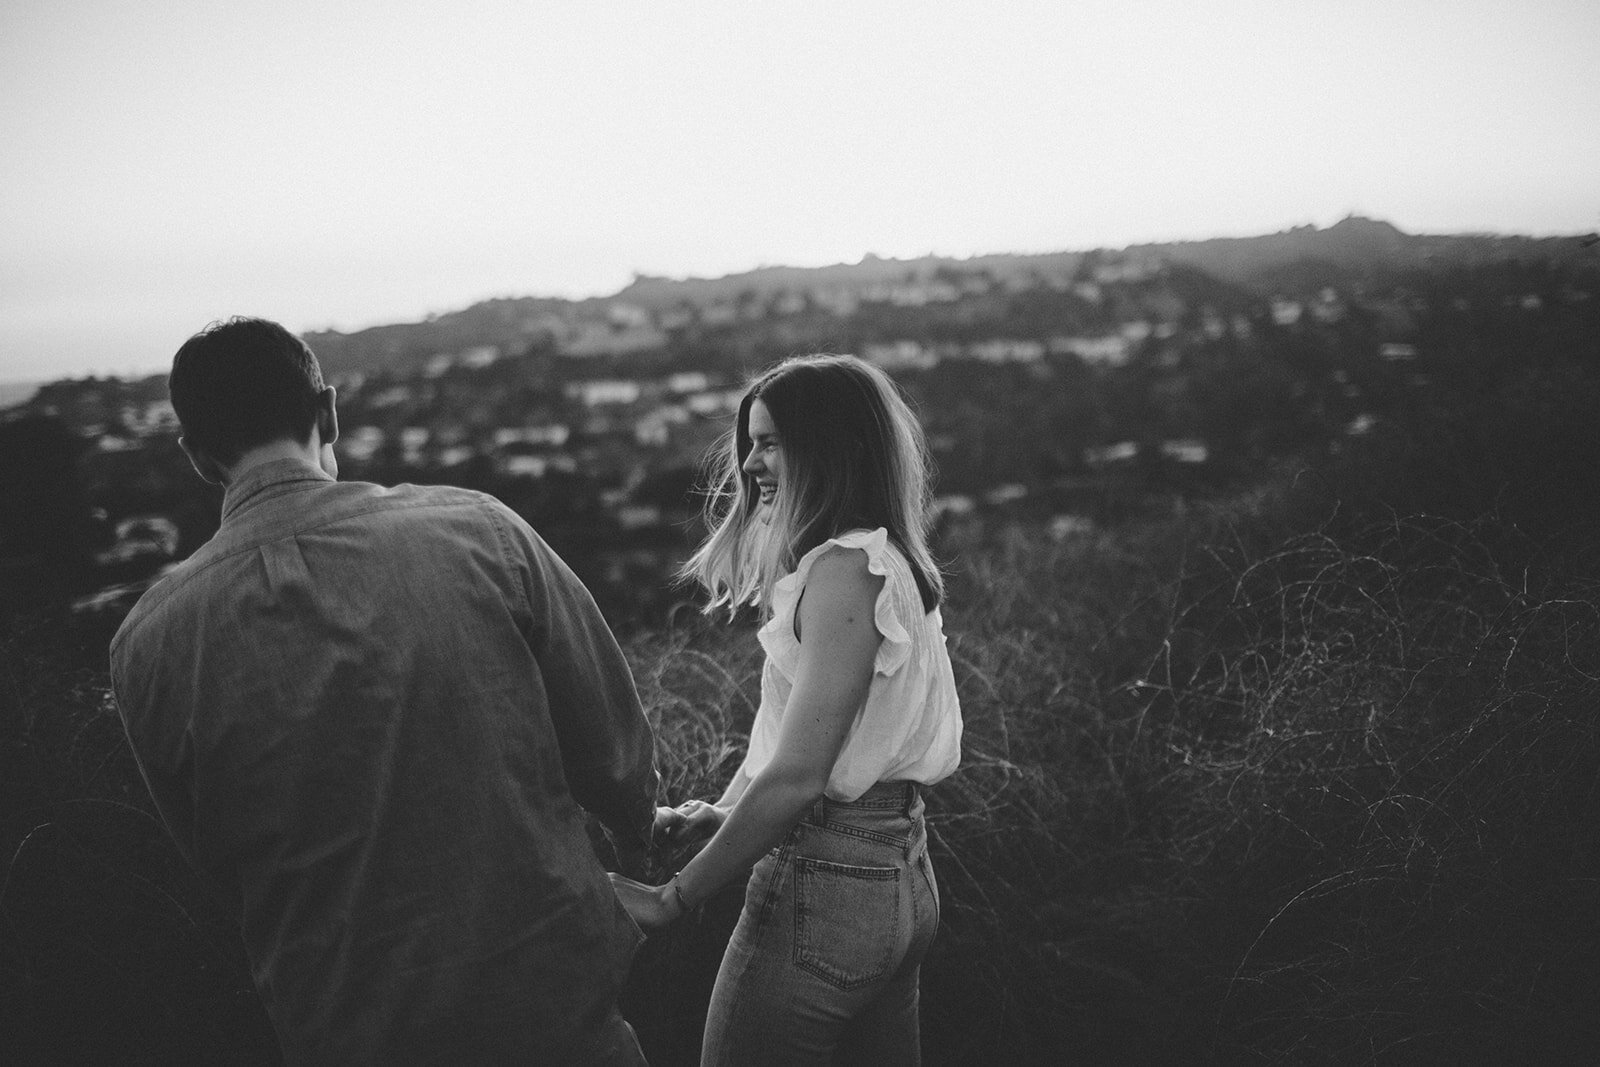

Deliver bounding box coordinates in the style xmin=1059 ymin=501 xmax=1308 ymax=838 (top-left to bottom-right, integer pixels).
xmin=111 ymin=459 xmax=658 ymax=1064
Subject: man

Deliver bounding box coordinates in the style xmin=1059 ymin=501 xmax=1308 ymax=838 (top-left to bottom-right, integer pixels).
xmin=111 ymin=317 xmax=657 ymax=1064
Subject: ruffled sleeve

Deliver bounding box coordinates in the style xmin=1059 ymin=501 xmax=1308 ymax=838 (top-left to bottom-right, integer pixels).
xmin=757 ymin=527 xmax=914 ymax=679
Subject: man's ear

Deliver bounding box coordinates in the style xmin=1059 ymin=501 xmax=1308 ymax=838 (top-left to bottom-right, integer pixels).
xmin=315 ymin=386 xmax=338 ymax=445
xmin=178 ymin=437 xmax=225 ymax=485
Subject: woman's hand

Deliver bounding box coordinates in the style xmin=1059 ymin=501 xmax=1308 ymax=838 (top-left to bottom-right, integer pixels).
xmin=609 ymin=872 xmax=683 ymax=930
xmin=653 ymin=799 xmax=727 ymax=846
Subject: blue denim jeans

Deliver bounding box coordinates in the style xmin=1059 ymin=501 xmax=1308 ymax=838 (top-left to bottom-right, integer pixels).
xmin=701 ymin=781 xmax=940 ymax=1066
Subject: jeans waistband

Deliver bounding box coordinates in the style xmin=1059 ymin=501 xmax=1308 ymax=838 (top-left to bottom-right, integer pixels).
xmin=807 ymin=780 xmax=922 ymax=823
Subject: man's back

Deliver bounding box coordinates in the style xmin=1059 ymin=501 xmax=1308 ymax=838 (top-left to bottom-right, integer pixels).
xmin=112 ymin=459 xmax=655 ymax=1064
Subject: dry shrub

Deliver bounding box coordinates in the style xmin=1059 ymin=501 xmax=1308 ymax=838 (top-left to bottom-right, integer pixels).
xmin=620 ymin=504 xmax=1600 ymax=1064
xmin=1156 ymin=516 xmax=1600 ymax=1063
xmin=6 ymin=497 xmax=1599 ymax=1065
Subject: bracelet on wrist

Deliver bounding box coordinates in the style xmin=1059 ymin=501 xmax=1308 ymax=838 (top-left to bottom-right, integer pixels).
xmin=670 ymin=875 xmax=695 ymax=913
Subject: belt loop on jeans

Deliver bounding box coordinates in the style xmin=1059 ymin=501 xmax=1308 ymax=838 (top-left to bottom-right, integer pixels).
xmin=808 ymin=794 xmax=828 ymax=826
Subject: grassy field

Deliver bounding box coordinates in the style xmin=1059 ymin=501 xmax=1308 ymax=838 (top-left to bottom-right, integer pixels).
xmin=619 ymin=489 xmax=1600 ymax=1065
xmin=5 ymin=423 xmax=1600 ymax=1064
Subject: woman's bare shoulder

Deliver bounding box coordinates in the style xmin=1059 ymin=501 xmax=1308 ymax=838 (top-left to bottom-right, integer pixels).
xmin=798 ymin=544 xmax=882 ymax=619
xmin=805 ymin=543 xmax=879 ymax=588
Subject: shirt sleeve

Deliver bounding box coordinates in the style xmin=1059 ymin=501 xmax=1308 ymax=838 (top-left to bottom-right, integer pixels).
xmin=109 ymin=629 xmax=201 ymax=873
xmin=488 ymin=502 xmax=659 ymax=851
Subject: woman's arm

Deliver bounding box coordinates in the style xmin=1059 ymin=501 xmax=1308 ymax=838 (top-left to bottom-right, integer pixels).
xmin=614 ymin=548 xmax=883 ymax=926
xmin=652 ymin=762 xmax=752 ymax=844
xmin=715 ymin=763 xmax=753 ymax=809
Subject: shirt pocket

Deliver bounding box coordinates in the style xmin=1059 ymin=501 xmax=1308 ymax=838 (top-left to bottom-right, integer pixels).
xmin=792 ymin=857 xmax=902 ymax=990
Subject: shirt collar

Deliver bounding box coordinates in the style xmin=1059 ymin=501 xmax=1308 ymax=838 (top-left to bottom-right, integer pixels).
xmin=221 ymin=457 xmax=336 ymax=521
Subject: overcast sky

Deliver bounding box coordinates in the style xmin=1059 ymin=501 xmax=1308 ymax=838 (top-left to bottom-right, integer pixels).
xmin=3 ymin=0 xmax=1597 ymax=383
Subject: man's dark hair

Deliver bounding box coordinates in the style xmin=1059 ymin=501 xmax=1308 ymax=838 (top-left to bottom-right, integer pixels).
xmin=169 ymin=317 xmax=327 ymax=464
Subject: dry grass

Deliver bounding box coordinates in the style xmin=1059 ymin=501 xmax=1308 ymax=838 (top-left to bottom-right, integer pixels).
xmin=618 ymin=500 xmax=1600 ymax=1064
xmin=5 ymin=488 xmax=1600 ymax=1064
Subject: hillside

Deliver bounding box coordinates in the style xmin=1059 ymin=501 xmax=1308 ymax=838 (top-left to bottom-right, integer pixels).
xmin=611 ymin=249 xmax=1090 ymax=309
xmin=301 ymin=217 xmax=1599 ymax=377
xmin=1140 ymin=215 xmax=1599 ymax=284
xmin=6 ymin=213 xmax=1600 ymax=1062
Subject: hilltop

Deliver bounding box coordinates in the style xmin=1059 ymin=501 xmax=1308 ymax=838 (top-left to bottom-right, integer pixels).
xmin=1138 ymin=215 xmax=1597 ymax=284
xmin=301 ymin=216 xmax=1598 ymax=377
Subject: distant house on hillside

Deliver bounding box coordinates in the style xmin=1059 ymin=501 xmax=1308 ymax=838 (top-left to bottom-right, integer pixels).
xmin=1271 ymin=298 xmax=1304 ymax=326
xmin=634 ymin=405 xmax=689 ymax=447
xmin=560 ymin=322 xmax=667 ymax=357
xmin=367 ymin=385 xmax=413 ymax=409
xmin=1310 ymin=288 xmax=1346 ymax=324
xmin=868 ymin=280 xmax=960 ymax=306
xmin=863 ymin=341 xmax=939 ymax=371
xmin=686 ymin=389 xmax=743 ymax=417
xmin=607 ymin=303 xmax=652 ymax=328
xmin=1084 ymin=441 xmax=1139 ymax=466
xmin=1092 ymin=257 xmax=1159 ymax=284
xmin=932 ymin=494 xmax=976 ymax=519
xmin=342 ymin=426 xmax=386 ymax=462
xmin=985 ymin=483 xmax=1028 ymax=506
xmin=494 ymin=425 xmax=570 ymax=448
xmin=1160 ymin=439 xmax=1209 ymax=464
xmin=499 ymin=454 xmax=577 ymax=478
xmin=568 ymin=380 xmax=643 ymax=406
xmin=423 ymin=347 xmax=499 ymax=377
xmin=1050 ymin=335 xmax=1131 ymax=367
xmin=968 ymin=339 xmax=1044 ymax=364
xmin=667 ymin=372 xmax=711 ymax=394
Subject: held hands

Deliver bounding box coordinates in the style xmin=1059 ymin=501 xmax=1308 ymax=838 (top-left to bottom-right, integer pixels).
xmin=609 ymin=799 xmax=725 ymax=932
xmin=653 ymin=799 xmax=726 ymax=847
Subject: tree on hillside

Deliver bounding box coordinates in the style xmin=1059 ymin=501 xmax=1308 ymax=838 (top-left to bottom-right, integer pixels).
xmin=0 ymin=415 xmax=94 ymax=611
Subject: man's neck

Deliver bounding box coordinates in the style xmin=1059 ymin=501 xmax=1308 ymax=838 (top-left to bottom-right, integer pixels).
xmin=219 ymin=439 xmax=326 ymax=487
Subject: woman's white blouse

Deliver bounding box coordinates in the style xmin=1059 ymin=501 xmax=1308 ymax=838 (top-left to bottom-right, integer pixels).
xmin=745 ymin=527 xmax=963 ymax=802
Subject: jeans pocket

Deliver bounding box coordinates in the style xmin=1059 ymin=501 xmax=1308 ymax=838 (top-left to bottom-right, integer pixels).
xmin=793 ymin=857 xmax=901 ymax=990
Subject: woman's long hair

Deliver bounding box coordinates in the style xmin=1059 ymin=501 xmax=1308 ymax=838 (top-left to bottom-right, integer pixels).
xmin=681 ymin=353 xmax=944 ymax=615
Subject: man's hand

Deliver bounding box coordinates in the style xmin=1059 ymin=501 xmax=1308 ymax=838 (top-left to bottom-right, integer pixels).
xmin=609 ymin=872 xmax=683 ymax=930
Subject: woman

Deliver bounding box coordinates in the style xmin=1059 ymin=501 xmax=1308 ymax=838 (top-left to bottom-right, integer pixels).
xmin=610 ymin=353 xmax=962 ymax=1065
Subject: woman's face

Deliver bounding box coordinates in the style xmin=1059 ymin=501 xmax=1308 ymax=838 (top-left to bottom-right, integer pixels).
xmin=741 ymin=398 xmax=785 ymax=522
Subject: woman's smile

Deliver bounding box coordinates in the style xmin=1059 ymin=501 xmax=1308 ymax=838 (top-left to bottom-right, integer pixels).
xmin=743 ymin=399 xmax=785 ymax=514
